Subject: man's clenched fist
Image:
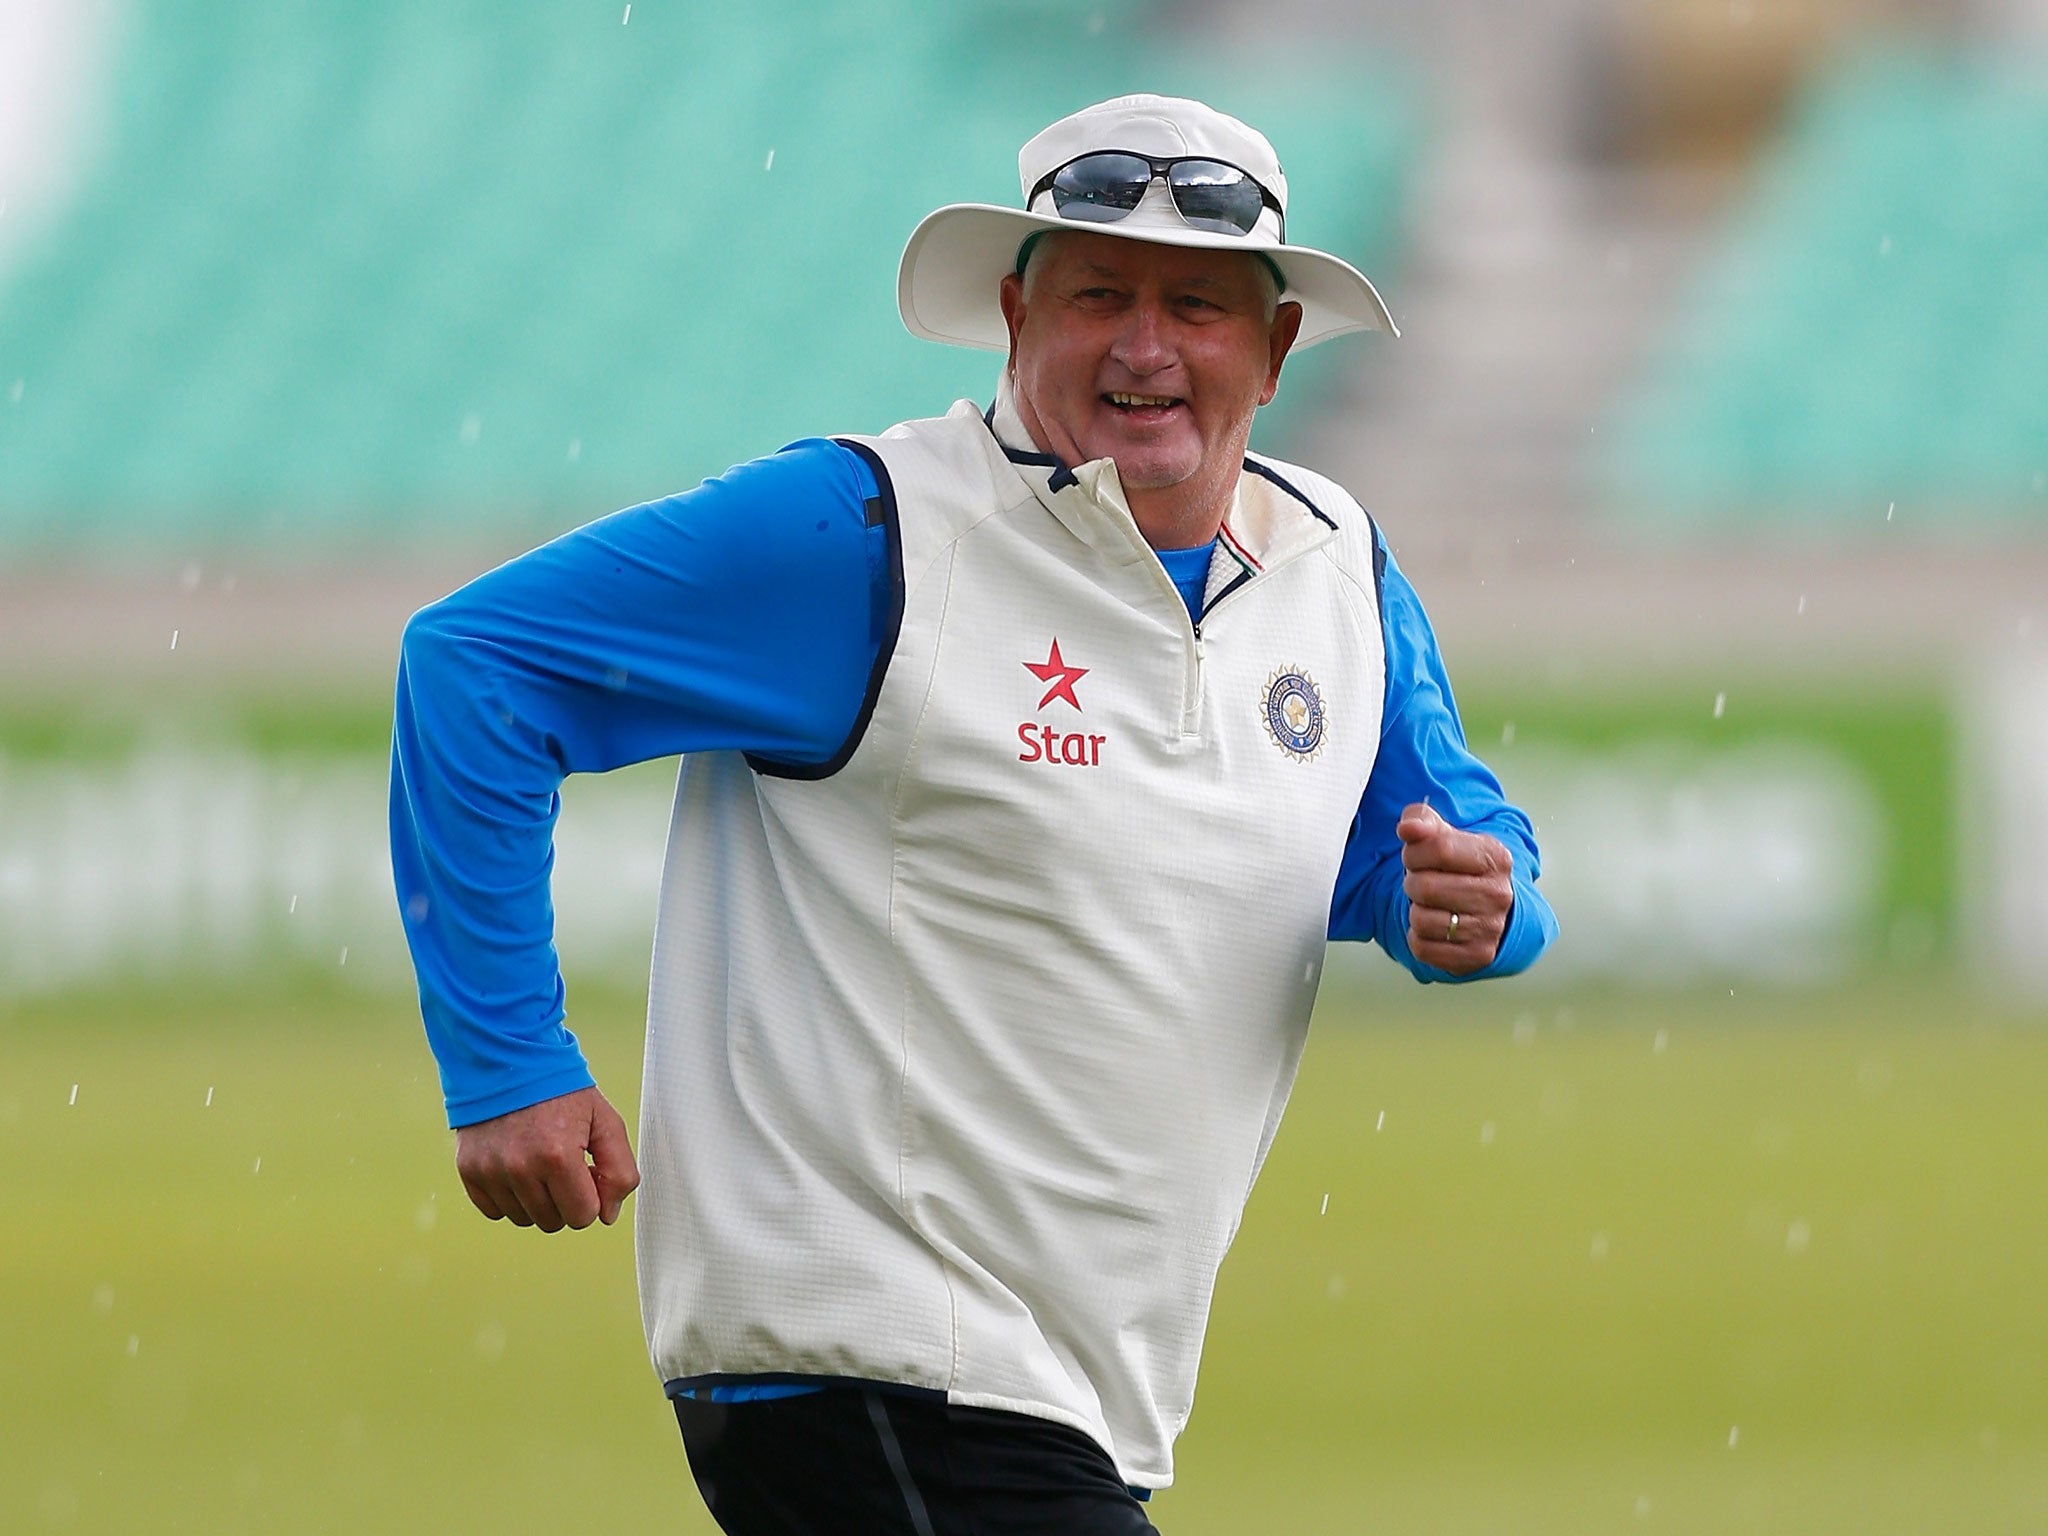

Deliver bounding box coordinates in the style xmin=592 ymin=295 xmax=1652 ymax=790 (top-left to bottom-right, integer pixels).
xmin=455 ymin=1084 xmax=640 ymax=1233
xmin=1397 ymin=803 xmax=1514 ymax=976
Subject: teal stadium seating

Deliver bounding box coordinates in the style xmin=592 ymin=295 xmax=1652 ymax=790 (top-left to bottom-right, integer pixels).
xmin=0 ymin=0 xmax=1420 ymax=551
xmin=1604 ymin=50 xmax=2048 ymax=534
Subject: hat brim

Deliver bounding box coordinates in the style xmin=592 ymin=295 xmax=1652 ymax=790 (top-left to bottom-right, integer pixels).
xmin=897 ymin=203 xmax=1398 ymax=352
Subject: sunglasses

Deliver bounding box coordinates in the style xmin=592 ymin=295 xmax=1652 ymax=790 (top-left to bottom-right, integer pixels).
xmin=1028 ymin=151 xmax=1285 ymax=240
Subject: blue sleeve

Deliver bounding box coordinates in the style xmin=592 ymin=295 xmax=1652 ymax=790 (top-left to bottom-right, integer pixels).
xmin=389 ymin=438 xmax=892 ymax=1127
xmin=1327 ymin=532 xmax=1557 ymax=982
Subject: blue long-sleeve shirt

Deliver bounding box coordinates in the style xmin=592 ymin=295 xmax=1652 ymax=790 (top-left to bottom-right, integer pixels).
xmin=391 ymin=436 xmax=1555 ymax=1130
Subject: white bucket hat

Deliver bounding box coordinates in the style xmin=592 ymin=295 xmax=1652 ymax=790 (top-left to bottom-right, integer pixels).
xmin=897 ymin=93 xmax=1398 ymax=352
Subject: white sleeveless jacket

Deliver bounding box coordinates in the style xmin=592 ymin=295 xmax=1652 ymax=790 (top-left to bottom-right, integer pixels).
xmin=636 ymin=387 xmax=1388 ymax=1487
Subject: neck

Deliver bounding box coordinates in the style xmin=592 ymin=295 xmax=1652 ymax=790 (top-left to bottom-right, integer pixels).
xmin=999 ymin=372 xmax=1240 ymax=551
xmin=1124 ymin=471 xmax=1235 ymax=551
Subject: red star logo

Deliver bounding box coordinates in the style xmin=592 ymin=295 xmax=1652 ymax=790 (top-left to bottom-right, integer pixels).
xmin=1024 ymin=638 xmax=1089 ymax=711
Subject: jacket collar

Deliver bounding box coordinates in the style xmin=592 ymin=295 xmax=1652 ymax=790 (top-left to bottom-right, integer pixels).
xmin=982 ymin=371 xmax=1335 ymax=576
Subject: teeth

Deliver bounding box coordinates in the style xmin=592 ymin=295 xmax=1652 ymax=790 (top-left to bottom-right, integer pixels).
xmin=1108 ymin=392 xmax=1177 ymax=407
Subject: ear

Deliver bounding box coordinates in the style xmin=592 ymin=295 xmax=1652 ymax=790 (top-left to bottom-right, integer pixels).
xmin=1259 ymin=301 xmax=1304 ymax=407
xmin=998 ymin=272 xmax=1028 ymax=369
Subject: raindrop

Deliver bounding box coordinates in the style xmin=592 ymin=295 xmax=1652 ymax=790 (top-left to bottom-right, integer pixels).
xmin=339 ymin=947 xmax=349 ymax=967
xmin=1375 ymin=1109 xmax=1385 ymax=1132
xmin=1786 ymin=1219 xmax=1811 ymax=1255
xmin=205 ymin=1086 xmax=214 ymax=1107
xmin=288 ymin=893 xmax=298 ymax=915
xmin=415 ymin=1198 xmax=439 ymax=1232
xmin=254 ymin=1157 xmax=263 ymax=1175
xmin=765 ymin=148 xmax=776 ymax=171
xmin=1728 ymin=1425 xmax=1740 ymax=1448
xmin=1501 ymin=721 xmax=1515 ymax=745
xmin=1319 ymin=1192 xmax=1329 ymax=1216
xmin=170 ymin=629 xmax=179 ymax=650
xmin=1479 ymin=1121 xmax=1496 ymax=1147
xmin=1886 ymin=501 xmax=1895 ymax=522
xmin=1796 ymin=594 xmax=1806 ymax=616
xmin=621 ymin=2 xmax=630 ymax=21
xmin=69 ymin=1083 xmax=78 ymax=1106
xmin=1713 ymin=691 xmax=1726 ymax=719
xmin=7 ymin=379 xmax=21 ymax=404
xmin=126 ymin=1335 xmax=140 ymax=1357
xmin=1653 ymin=1028 xmax=1668 ymax=1054
xmin=405 ymin=893 xmax=430 ymax=923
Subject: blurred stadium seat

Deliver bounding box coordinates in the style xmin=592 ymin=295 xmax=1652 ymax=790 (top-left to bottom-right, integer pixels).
xmin=1576 ymin=0 xmax=1947 ymax=166
xmin=0 ymin=0 xmax=1421 ymax=552
xmin=1603 ymin=48 xmax=2048 ymax=532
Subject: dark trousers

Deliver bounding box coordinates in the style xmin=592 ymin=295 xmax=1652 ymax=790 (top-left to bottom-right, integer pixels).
xmin=673 ymin=1387 xmax=1161 ymax=1535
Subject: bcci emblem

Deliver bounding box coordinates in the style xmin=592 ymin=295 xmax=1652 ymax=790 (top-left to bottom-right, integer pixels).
xmin=1261 ymin=668 xmax=1327 ymax=761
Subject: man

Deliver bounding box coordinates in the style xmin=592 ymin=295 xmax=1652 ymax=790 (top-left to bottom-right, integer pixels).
xmin=391 ymin=94 xmax=1555 ymax=1534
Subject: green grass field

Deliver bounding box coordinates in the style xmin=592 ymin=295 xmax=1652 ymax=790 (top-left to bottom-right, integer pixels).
xmin=6 ymin=976 xmax=2046 ymax=1533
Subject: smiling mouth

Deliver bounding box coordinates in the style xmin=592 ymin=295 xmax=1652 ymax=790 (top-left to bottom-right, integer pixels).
xmin=1103 ymin=391 xmax=1184 ymax=413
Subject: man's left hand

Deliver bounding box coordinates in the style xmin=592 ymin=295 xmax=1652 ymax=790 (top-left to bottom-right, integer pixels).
xmin=1398 ymin=803 xmax=1514 ymax=976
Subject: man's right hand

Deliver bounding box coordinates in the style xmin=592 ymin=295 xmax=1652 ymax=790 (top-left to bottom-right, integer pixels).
xmin=454 ymin=1085 xmax=641 ymax=1232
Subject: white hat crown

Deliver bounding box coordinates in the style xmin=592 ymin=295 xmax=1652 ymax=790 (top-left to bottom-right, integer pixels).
xmin=1017 ymin=94 xmax=1290 ymax=233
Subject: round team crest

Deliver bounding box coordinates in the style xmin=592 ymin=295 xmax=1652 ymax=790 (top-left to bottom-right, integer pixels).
xmin=1262 ymin=668 xmax=1327 ymax=760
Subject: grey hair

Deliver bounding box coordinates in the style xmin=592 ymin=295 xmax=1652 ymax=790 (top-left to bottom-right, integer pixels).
xmin=1018 ymin=230 xmax=1283 ymax=321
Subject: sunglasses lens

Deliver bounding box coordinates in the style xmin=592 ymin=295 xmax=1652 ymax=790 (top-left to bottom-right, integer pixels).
xmin=1048 ymin=154 xmax=1155 ymax=222
xmin=1167 ymin=160 xmax=1267 ymax=235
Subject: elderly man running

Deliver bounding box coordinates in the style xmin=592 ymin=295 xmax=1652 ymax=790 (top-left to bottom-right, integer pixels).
xmin=391 ymin=93 xmax=1556 ymax=1535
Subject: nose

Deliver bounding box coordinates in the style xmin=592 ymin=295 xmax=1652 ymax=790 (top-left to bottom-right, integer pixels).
xmin=1109 ymin=296 xmax=1174 ymax=376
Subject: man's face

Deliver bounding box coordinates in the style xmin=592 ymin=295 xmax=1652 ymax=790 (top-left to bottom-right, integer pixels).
xmin=998 ymin=232 xmax=1302 ymax=505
